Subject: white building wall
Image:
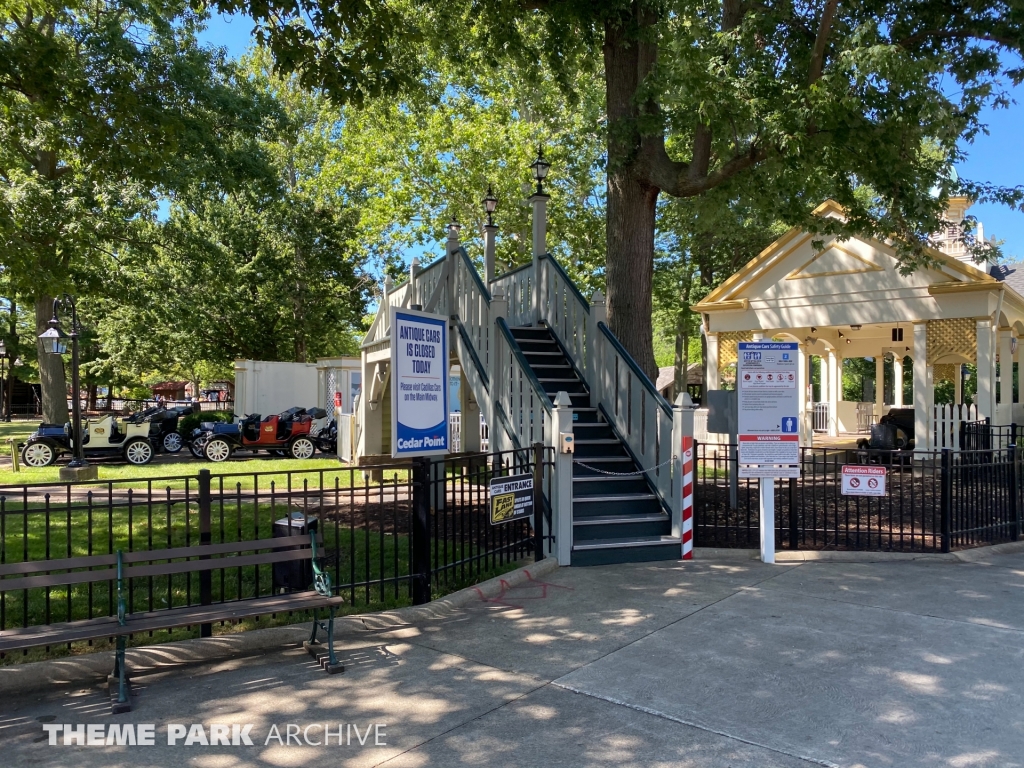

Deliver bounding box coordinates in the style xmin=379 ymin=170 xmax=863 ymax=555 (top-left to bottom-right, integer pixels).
xmin=234 ymin=360 xmax=320 ymax=417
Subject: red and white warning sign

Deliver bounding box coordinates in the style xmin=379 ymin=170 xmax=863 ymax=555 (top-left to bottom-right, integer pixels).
xmin=841 ymin=465 xmax=886 ymax=497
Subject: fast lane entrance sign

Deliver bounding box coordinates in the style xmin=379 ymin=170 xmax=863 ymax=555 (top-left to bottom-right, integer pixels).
xmin=737 ymin=342 xmax=800 ymax=479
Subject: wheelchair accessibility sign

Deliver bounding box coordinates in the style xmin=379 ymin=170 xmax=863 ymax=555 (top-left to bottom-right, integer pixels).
xmin=489 ymin=474 xmax=534 ymax=525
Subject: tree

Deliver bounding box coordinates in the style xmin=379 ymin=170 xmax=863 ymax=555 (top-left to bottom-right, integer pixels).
xmin=93 ymin=51 xmax=369 ymax=379
xmin=219 ymin=0 xmax=1024 ymax=378
xmin=1 ymin=1 xmax=277 ymax=421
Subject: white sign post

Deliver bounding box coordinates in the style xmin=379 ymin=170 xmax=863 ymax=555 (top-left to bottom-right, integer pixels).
xmin=390 ymin=307 xmax=449 ymax=458
xmin=737 ymin=342 xmax=800 ymax=563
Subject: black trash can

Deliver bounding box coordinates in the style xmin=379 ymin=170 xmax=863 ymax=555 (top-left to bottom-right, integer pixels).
xmin=272 ymin=512 xmax=318 ymax=592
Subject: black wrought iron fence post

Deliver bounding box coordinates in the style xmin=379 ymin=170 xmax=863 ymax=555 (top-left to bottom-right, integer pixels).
xmin=940 ymin=449 xmax=952 ymax=553
xmin=532 ymin=442 xmax=545 ymax=562
xmin=197 ymin=469 xmax=213 ymax=637
xmin=411 ymin=457 xmax=432 ymax=605
xmin=788 ymin=477 xmax=798 ymax=549
xmin=1010 ymin=443 xmax=1021 ymax=541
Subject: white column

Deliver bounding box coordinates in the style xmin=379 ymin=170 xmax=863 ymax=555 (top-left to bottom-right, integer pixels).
xmin=826 ymin=349 xmax=839 ymax=437
xmin=530 ymin=193 xmax=549 ymax=326
xmin=798 ymin=343 xmax=809 ymax=445
xmin=408 ymin=257 xmax=420 ymax=307
xmin=483 ymin=222 xmax=498 ymax=283
xmin=913 ymin=322 xmax=930 ymax=451
xmin=459 ymin=368 xmax=481 ymax=453
xmin=818 ymin=355 xmax=827 ymax=404
xmin=1016 ymin=338 xmax=1024 ymax=423
xmin=488 ymin=288 xmax=508 ymax=453
xmin=588 ymin=290 xmax=606 ymax=408
xmin=552 ymin=392 xmax=574 ymax=564
xmin=705 ymin=332 xmax=721 ymax=392
xmin=358 ymin=360 xmax=382 ymax=459
xmin=976 ymin=320 xmax=995 ymax=421
xmin=998 ymin=329 xmax=1013 ymax=425
xmin=893 ymin=355 xmax=904 ymax=407
xmin=875 ymin=354 xmax=885 ymax=420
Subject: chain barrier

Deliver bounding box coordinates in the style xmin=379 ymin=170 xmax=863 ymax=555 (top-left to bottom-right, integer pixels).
xmin=572 ymin=456 xmax=676 ymax=476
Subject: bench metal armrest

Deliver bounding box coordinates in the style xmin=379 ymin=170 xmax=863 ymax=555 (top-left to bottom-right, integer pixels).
xmin=309 ymin=529 xmax=332 ymax=597
xmin=116 ymin=550 xmax=127 ymax=627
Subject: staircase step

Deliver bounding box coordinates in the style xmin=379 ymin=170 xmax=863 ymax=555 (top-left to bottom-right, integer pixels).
xmin=509 ymin=327 xmax=554 ymax=340
xmin=573 ymin=474 xmax=650 ymax=495
xmin=573 ymin=513 xmax=671 ymax=540
xmin=571 ymin=535 xmax=681 ymax=566
xmin=570 ymin=408 xmax=601 ymax=424
xmin=573 ymin=440 xmax=628 ymax=458
xmin=516 ymin=340 xmax=559 ymax=353
xmin=573 ymin=456 xmax=635 ymax=475
xmin=572 ymin=492 xmax=662 ymax=517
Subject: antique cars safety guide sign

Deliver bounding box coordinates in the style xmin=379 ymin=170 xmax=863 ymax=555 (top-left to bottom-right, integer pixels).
xmin=841 ymin=465 xmax=886 ymax=496
xmin=489 ymin=474 xmax=534 ymax=525
xmin=390 ymin=306 xmax=449 ymax=457
xmin=737 ymin=342 xmax=800 ymax=478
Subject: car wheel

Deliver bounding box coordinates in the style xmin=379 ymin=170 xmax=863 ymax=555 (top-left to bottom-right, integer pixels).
xmin=162 ymin=432 xmax=183 ymax=453
xmin=289 ymin=436 xmax=315 ymax=460
xmin=123 ymin=438 xmax=154 ymax=466
xmin=205 ymin=437 xmax=233 ymax=463
xmin=22 ymin=441 xmax=57 ymax=468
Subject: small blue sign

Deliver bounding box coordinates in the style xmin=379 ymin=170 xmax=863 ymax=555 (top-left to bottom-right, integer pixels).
xmin=782 ymin=353 xmax=790 ymax=360
xmin=781 ymin=417 xmax=798 ymax=433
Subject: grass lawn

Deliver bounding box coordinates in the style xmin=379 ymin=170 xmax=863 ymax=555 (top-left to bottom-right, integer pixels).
xmin=0 ymin=496 xmax=528 ymax=664
xmin=0 ymin=452 xmax=410 ymax=490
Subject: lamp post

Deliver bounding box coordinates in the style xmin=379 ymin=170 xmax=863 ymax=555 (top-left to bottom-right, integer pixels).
xmin=0 ymin=338 xmax=6 ymax=422
xmin=39 ymin=294 xmax=88 ymax=470
xmin=528 ymin=147 xmax=551 ymax=323
xmin=482 ymin=185 xmax=498 ymax=282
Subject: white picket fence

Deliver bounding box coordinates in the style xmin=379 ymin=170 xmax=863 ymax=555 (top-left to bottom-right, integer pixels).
xmin=448 ymin=412 xmax=490 ymax=453
xmin=933 ymin=403 xmax=979 ymax=449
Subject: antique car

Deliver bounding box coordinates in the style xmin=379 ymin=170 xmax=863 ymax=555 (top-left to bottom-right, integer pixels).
xmin=199 ymin=407 xmax=320 ymax=462
xmin=21 ymin=412 xmax=156 ymax=467
xmin=133 ymin=404 xmax=193 ymax=453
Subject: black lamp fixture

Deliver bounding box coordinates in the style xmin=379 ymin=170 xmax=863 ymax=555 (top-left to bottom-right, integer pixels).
xmin=39 ymin=294 xmax=87 ymax=469
xmin=447 ymin=215 xmax=462 ymax=239
xmin=482 ymin=185 xmax=498 ymax=226
xmin=530 ymin=146 xmax=551 ymax=196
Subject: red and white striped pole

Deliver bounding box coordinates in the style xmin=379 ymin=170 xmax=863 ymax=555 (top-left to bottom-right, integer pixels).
xmin=681 ymin=435 xmax=694 ymax=559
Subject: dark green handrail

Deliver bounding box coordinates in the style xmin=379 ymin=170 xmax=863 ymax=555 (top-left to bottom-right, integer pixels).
xmin=598 ymin=322 xmax=673 ymax=417
xmin=488 ymin=260 xmax=533 ymax=283
xmin=540 ymin=253 xmax=590 ymax=314
xmin=496 ymin=318 xmax=554 ymax=414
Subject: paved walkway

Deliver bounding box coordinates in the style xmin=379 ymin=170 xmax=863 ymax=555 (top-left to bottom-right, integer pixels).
xmin=3 ymin=551 xmax=1024 ymax=767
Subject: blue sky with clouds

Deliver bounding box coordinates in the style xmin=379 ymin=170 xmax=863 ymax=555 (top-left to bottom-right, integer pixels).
xmin=198 ymin=14 xmax=1024 ymax=260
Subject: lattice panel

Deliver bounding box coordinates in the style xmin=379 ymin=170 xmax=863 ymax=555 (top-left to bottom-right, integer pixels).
xmin=718 ymin=331 xmax=753 ymax=370
xmin=927 ymin=318 xmax=976 ymax=362
xmin=933 ymin=363 xmax=958 ymax=384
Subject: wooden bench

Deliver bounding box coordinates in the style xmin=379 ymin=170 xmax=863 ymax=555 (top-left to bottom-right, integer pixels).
xmin=0 ymin=531 xmax=345 ymax=713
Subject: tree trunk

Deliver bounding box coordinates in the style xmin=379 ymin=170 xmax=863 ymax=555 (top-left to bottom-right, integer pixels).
xmin=603 ymin=11 xmax=660 ymax=382
xmin=35 ymin=294 xmax=69 ymax=424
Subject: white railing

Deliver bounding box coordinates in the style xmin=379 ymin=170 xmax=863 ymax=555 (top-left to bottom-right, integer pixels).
xmin=447 ymin=412 xmax=490 ymax=453
xmin=338 ymin=412 xmax=355 ymax=462
xmin=453 ymin=249 xmax=492 ymax=374
xmin=417 ymin=257 xmax=447 ymax=311
xmin=933 ymin=403 xmax=979 ymax=449
xmin=812 ymin=402 xmax=829 ymax=432
xmin=494 ymin=317 xmax=553 ymax=448
xmin=490 ymin=263 xmax=534 ymax=326
xmin=589 ymin=321 xmax=674 ymax=512
xmin=538 ymin=254 xmax=589 ymax=375
xmin=362 ymin=280 xmax=410 ymax=352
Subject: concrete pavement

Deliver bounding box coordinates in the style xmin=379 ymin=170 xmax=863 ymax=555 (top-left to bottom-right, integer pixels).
xmin=3 ymin=550 xmax=1024 ymax=767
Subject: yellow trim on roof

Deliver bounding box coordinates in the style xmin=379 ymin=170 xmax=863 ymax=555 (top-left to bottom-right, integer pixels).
xmin=698 ymin=228 xmax=805 ymax=305
xmin=928 ymin=282 xmax=1003 ymax=296
xmin=691 ymin=298 xmax=749 ymax=312
xmin=785 ymin=243 xmax=883 ymax=280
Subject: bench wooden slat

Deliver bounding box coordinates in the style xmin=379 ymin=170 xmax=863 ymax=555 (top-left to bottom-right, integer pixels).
xmin=0 ymin=553 xmax=118 ymax=577
xmin=0 ymin=535 xmax=316 ymax=579
xmin=0 ymin=592 xmax=344 ymax=653
xmin=123 ymin=547 xmax=315 ymax=579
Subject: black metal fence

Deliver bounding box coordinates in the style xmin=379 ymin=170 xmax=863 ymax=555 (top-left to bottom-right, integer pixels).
xmin=695 ymin=442 xmax=1021 ymax=552
xmin=0 ymin=446 xmax=552 ymax=649
xmin=959 ymin=419 xmax=1019 ymax=451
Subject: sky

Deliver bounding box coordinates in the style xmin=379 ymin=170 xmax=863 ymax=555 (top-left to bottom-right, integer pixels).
xmin=198 ymin=13 xmax=1024 ymax=260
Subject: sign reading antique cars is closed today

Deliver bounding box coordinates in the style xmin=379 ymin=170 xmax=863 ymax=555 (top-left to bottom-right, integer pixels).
xmin=489 ymin=474 xmax=534 ymax=525
xmin=389 ymin=306 xmax=449 ymax=458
